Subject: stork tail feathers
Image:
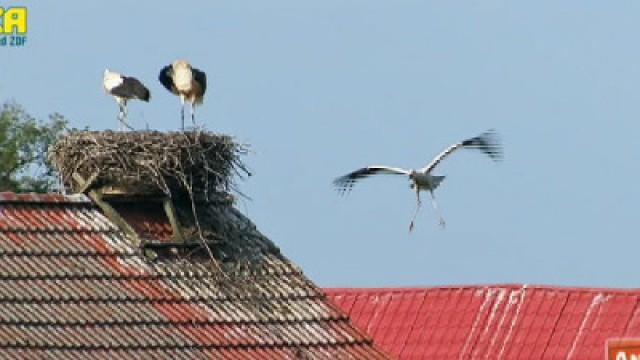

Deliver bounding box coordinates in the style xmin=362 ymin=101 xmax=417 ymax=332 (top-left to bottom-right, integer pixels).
xmin=139 ymin=87 xmax=151 ymax=102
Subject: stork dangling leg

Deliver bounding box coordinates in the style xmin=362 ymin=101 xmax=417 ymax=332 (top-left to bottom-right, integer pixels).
xmin=429 ymin=190 xmax=446 ymax=228
xmin=409 ymin=189 xmax=422 ymax=232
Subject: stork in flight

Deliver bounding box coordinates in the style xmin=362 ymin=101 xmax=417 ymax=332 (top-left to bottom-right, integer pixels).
xmin=103 ymin=69 xmax=150 ymax=131
xmin=158 ymin=59 xmax=207 ymax=130
xmin=333 ymin=130 xmax=503 ymax=231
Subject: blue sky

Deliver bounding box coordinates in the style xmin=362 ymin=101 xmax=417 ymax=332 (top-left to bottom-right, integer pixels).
xmin=3 ymin=1 xmax=640 ymax=288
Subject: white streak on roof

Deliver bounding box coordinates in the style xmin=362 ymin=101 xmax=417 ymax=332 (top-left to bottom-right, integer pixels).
xmin=566 ymin=292 xmax=610 ymax=360
xmin=496 ymin=285 xmax=528 ymax=360
xmin=475 ymin=288 xmax=507 ymax=357
xmin=459 ymin=287 xmax=503 ymax=359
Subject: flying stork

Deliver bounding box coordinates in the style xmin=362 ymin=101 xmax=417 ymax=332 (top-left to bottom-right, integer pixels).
xmin=333 ymin=130 xmax=503 ymax=231
xmin=103 ymin=69 xmax=150 ymax=131
xmin=158 ymin=59 xmax=207 ymax=130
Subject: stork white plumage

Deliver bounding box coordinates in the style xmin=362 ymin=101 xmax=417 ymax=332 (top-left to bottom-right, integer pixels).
xmin=333 ymin=130 xmax=503 ymax=231
xmin=103 ymin=69 xmax=150 ymax=131
xmin=158 ymin=59 xmax=207 ymax=130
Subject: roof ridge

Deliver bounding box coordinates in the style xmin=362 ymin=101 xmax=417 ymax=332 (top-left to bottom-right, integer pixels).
xmin=0 ymin=192 xmax=90 ymax=204
xmin=324 ymin=283 xmax=640 ymax=295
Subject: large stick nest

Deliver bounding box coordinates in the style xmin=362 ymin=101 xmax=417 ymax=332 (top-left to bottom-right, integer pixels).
xmin=48 ymin=130 xmax=250 ymax=199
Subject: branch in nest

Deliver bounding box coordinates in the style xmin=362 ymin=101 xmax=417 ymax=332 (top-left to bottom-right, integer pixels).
xmin=48 ymin=130 xmax=250 ymax=199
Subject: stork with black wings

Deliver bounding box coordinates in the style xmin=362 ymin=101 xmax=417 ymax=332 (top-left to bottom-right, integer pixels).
xmin=103 ymin=69 xmax=150 ymax=131
xmin=334 ymin=130 xmax=503 ymax=231
xmin=159 ymin=59 xmax=207 ymax=130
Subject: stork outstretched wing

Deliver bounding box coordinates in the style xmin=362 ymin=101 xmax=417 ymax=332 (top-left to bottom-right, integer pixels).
xmin=333 ymin=166 xmax=410 ymax=194
xmin=420 ymin=129 xmax=502 ymax=173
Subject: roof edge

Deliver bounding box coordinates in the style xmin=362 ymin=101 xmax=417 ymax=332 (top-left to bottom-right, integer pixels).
xmin=324 ymin=283 xmax=640 ymax=295
xmin=0 ymin=192 xmax=90 ymax=204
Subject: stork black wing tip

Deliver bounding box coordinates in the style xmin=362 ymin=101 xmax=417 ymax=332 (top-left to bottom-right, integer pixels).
xmin=463 ymin=129 xmax=503 ymax=161
xmin=332 ymin=176 xmax=355 ymax=196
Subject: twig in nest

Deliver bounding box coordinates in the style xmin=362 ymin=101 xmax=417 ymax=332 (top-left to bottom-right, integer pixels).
xmin=48 ymin=130 xmax=249 ymax=198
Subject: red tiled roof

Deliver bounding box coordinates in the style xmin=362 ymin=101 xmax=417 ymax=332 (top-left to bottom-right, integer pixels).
xmin=0 ymin=192 xmax=388 ymax=359
xmin=325 ymin=285 xmax=640 ymax=359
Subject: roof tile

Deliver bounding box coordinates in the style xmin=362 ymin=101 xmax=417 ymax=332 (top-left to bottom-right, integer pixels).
xmin=0 ymin=194 xmax=388 ymax=358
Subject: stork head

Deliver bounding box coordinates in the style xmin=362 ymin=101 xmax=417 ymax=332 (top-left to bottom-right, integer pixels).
xmin=172 ymin=59 xmax=192 ymax=70
xmin=104 ymin=68 xmax=119 ymax=79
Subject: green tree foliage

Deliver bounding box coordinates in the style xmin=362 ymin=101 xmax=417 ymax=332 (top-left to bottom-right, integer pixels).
xmin=0 ymin=102 xmax=67 ymax=193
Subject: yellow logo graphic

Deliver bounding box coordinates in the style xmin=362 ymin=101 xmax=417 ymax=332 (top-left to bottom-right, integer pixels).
xmin=0 ymin=7 xmax=26 ymax=34
xmin=0 ymin=6 xmax=27 ymax=47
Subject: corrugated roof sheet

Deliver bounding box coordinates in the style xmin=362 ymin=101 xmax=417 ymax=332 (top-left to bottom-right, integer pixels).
xmin=0 ymin=192 xmax=387 ymax=359
xmin=325 ymin=285 xmax=640 ymax=359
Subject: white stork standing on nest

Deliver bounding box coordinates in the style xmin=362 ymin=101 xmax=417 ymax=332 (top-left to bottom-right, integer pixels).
xmin=103 ymin=69 xmax=150 ymax=131
xmin=333 ymin=130 xmax=503 ymax=231
xmin=158 ymin=59 xmax=207 ymax=130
